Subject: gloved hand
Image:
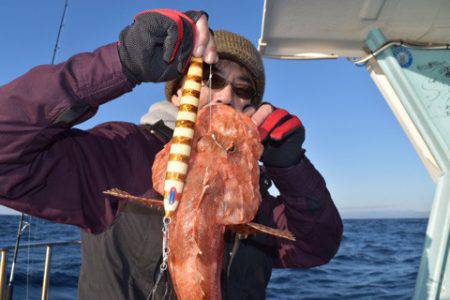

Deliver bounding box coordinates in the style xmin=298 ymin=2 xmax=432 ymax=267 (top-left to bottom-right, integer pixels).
xmin=255 ymin=104 xmax=305 ymax=168
xmin=118 ymin=9 xmax=213 ymax=83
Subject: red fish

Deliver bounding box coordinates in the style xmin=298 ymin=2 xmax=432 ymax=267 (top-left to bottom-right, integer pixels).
xmin=105 ymin=104 xmax=294 ymax=300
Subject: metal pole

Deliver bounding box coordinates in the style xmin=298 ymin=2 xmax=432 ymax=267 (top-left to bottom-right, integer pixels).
xmin=41 ymin=245 xmax=52 ymax=300
xmin=5 ymin=213 xmax=26 ymax=300
xmin=0 ymin=249 xmax=8 ymax=300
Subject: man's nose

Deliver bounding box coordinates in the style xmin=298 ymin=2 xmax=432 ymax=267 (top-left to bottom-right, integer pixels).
xmin=214 ymin=84 xmax=235 ymax=105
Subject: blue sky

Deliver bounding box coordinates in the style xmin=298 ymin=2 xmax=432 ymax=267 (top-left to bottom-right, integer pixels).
xmin=0 ymin=0 xmax=435 ymax=217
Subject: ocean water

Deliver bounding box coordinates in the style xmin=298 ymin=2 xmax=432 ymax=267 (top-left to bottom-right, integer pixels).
xmin=0 ymin=216 xmax=427 ymax=299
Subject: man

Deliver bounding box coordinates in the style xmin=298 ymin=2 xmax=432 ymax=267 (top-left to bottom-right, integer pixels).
xmin=0 ymin=9 xmax=342 ymax=299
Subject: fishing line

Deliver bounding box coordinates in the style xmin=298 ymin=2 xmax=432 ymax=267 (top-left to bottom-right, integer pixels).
xmin=206 ymin=64 xmax=229 ymax=152
xmin=51 ymin=0 xmax=69 ymax=65
xmin=25 ymin=215 xmax=32 ymax=300
xmin=208 ymin=62 xmax=222 ymax=149
xmin=209 ymin=63 xmax=213 ymax=133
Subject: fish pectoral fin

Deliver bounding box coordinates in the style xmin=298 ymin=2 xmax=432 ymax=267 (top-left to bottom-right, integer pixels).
xmin=228 ymin=223 xmax=296 ymax=241
xmin=103 ymin=188 xmax=164 ymax=207
xmin=195 ymin=184 xmax=211 ymax=210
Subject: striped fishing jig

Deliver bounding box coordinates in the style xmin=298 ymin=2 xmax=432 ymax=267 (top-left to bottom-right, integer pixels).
xmin=162 ymin=56 xmax=203 ymax=217
xmin=155 ymin=57 xmax=204 ymax=288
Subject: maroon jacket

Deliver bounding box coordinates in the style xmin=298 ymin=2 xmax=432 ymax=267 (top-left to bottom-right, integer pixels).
xmin=0 ymin=43 xmax=342 ymax=269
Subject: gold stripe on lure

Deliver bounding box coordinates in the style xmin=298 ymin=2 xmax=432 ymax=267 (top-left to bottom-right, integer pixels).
xmin=179 ymin=103 xmax=198 ymax=113
xmin=168 ymin=153 xmax=190 ymax=164
xmin=171 ymin=136 xmax=192 ymax=146
xmin=163 ymin=57 xmax=203 ymax=217
xmin=165 ymin=172 xmax=186 ymax=182
xmin=175 ymin=119 xmax=196 ymax=129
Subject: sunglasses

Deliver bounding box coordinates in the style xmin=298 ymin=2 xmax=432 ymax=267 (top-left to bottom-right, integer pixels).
xmin=203 ymin=64 xmax=257 ymax=101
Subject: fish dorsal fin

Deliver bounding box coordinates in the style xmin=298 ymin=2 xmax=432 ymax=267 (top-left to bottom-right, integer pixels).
xmin=228 ymin=222 xmax=295 ymax=241
xmin=103 ymin=188 xmax=164 ymax=207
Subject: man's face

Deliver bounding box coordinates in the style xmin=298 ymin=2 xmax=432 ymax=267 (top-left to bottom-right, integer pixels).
xmin=172 ymin=59 xmax=255 ymax=111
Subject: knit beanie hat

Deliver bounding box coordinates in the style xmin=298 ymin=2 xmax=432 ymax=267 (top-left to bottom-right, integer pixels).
xmin=165 ymin=30 xmax=265 ymax=105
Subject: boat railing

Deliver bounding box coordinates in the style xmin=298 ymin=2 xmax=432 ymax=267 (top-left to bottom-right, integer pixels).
xmin=0 ymin=240 xmax=80 ymax=300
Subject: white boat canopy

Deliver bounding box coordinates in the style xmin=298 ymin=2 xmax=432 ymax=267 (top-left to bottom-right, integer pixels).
xmin=259 ymin=0 xmax=450 ymax=59
xmin=259 ymin=1 xmax=450 ymax=300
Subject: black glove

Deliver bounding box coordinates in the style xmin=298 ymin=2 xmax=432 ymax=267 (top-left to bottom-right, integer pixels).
xmin=118 ymin=9 xmax=206 ymax=83
xmin=258 ymin=106 xmax=305 ymax=168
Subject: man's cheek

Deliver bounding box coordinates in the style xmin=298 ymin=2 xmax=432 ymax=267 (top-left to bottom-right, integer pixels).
xmin=198 ymin=86 xmax=212 ymax=108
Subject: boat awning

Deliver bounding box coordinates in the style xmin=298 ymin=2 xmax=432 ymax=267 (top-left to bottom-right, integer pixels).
xmin=259 ymin=2 xmax=450 ymax=299
xmin=259 ymin=0 xmax=450 ymax=59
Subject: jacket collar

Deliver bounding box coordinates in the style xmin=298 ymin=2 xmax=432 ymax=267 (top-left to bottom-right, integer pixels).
xmin=140 ymin=100 xmax=178 ymax=130
xmin=140 ymin=101 xmax=177 ymax=144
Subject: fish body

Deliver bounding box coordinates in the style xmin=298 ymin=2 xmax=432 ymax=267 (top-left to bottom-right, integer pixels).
xmin=152 ymin=104 xmax=263 ymax=300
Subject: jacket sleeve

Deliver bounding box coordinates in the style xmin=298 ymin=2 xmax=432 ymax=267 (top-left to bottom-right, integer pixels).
xmin=260 ymin=154 xmax=343 ymax=268
xmin=0 ymin=43 xmax=157 ymax=233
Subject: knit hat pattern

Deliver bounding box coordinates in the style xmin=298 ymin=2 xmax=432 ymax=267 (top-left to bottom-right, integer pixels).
xmin=165 ymin=29 xmax=265 ymax=104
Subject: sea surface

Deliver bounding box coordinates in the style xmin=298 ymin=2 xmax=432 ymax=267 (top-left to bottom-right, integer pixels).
xmin=0 ymin=216 xmax=427 ymax=299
